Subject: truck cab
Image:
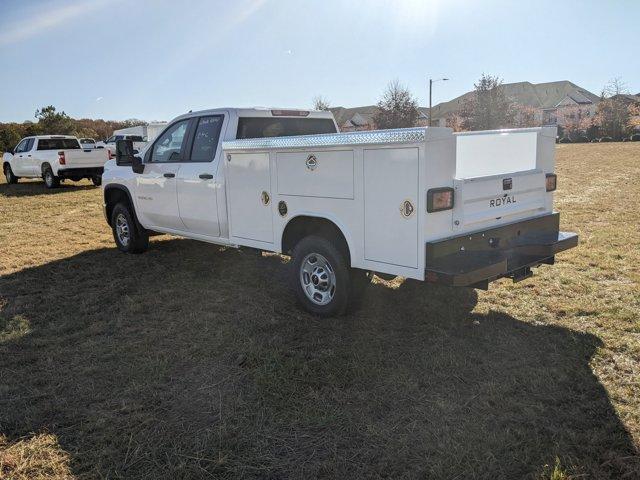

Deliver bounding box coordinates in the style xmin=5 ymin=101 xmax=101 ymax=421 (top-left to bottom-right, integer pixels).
xmin=102 ymin=108 xmax=337 ymax=239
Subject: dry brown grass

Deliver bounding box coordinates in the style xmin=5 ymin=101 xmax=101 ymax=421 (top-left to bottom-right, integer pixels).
xmin=0 ymin=143 xmax=639 ymax=479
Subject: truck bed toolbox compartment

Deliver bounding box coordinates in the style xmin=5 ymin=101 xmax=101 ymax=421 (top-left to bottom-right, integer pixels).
xmin=276 ymin=150 xmax=354 ymax=199
xmin=425 ymin=213 xmax=578 ymax=286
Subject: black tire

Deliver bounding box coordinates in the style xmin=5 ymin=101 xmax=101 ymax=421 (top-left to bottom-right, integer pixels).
xmin=4 ymin=164 xmax=19 ymax=184
xmin=110 ymin=202 xmax=149 ymax=254
xmin=43 ymin=166 xmax=60 ymax=189
xmin=291 ymin=235 xmax=358 ymax=317
xmin=91 ymin=174 xmax=102 ymax=186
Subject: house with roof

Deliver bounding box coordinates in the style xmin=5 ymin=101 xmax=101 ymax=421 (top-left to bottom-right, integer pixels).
xmin=429 ymin=80 xmax=600 ymax=127
xmin=331 ymin=81 xmax=601 ymax=131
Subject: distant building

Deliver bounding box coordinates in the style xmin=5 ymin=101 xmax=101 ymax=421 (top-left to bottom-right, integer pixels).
xmin=331 ymin=80 xmax=601 ymax=131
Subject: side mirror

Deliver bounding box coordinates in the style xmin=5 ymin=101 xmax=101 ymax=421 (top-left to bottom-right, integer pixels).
xmin=115 ymin=139 xmax=134 ymax=165
xmin=116 ymin=139 xmax=144 ymax=174
xmin=132 ymin=154 xmax=144 ymax=174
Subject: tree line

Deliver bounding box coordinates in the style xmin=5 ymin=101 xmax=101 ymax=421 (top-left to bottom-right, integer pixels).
xmin=0 ymin=106 xmax=147 ymax=153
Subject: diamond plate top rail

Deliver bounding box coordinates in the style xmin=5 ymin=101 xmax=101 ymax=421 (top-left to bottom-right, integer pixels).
xmin=222 ymin=127 xmax=427 ymax=151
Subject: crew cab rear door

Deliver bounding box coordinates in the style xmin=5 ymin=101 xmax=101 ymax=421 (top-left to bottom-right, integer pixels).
xmin=175 ymin=114 xmax=226 ymax=237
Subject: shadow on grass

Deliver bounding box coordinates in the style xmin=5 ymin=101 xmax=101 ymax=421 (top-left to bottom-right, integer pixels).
xmin=0 ymin=239 xmax=637 ymax=479
xmin=0 ymin=180 xmax=96 ymax=197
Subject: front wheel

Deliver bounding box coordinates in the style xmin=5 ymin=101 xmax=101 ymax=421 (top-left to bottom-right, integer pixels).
xmin=4 ymin=164 xmax=19 ymax=184
xmin=291 ymin=236 xmax=361 ymax=317
xmin=111 ymin=203 xmax=149 ymax=254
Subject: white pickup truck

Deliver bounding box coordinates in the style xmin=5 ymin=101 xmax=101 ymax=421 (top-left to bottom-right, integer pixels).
xmin=102 ymin=108 xmax=577 ymax=316
xmin=3 ymin=135 xmax=109 ymax=188
xmin=97 ymin=134 xmax=147 ymax=157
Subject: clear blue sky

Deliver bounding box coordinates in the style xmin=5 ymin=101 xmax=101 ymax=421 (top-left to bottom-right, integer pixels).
xmin=0 ymin=0 xmax=638 ymax=123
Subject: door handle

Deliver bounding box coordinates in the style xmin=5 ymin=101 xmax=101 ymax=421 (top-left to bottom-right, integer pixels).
xmin=199 ymin=173 xmax=213 ymax=180
xmin=163 ymin=173 xmax=176 ymax=178
xmin=27 ymin=155 xmax=31 ymax=157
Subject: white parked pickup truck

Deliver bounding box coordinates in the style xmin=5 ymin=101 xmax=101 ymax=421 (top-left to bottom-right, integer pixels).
xmin=97 ymin=134 xmax=147 ymax=156
xmin=3 ymin=135 xmax=109 ymax=188
xmin=102 ymin=107 xmax=577 ymax=316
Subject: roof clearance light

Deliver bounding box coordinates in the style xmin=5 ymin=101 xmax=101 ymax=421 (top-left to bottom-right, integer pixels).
xmin=271 ymin=109 xmax=310 ymax=117
xmin=545 ymin=173 xmax=557 ymax=192
xmin=427 ymin=187 xmax=454 ymax=213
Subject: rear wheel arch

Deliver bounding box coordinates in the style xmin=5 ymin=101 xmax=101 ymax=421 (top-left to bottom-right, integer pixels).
xmin=281 ymin=215 xmax=352 ymax=265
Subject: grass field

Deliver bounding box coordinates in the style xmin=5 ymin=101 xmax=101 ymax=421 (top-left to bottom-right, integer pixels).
xmin=1 ymin=143 xmax=639 ymax=479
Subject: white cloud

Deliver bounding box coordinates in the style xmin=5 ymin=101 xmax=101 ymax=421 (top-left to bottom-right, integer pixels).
xmin=0 ymin=0 xmax=120 ymax=46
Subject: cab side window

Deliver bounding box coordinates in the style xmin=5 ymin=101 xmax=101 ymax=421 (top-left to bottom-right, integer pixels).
xmin=150 ymin=120 xmax=189 ymax=163
xmin=188 ymin=116 xmax=223 ymax=162
xmin=14 ymin=139 xmax=28 ymax=153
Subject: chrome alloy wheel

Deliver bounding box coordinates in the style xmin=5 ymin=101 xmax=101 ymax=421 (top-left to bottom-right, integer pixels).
xmin=300 ymin=253 xmax=336 ymax=306
xmin=115 ymin=213 xmax=131 ymax=246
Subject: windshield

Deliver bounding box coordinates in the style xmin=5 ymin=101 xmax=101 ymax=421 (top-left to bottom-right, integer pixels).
xmin=236 ymin=117 xmax=337 ymax=139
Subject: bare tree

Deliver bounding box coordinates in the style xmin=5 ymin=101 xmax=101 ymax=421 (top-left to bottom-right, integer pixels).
xmin=312 ymin=96 xmax=331 ymax=111
xmin=602 ymin=77 xmax=628 ymax=97
xmin=459 ymin=74 xmax=515 ymax=130
xmin=445 ymin=113 xmax=466 ymax=132
xmin=373 ymin=80 xmax=419 ymax=129
xmin=595 ymin=78 xmax=632 ymax=139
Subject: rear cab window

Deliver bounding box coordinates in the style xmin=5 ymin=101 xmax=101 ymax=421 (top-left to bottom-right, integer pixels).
xmin=236 ymin=117 xmax=337 ymax=139
xmin=37 ymin=138 xmax=81 ymax=150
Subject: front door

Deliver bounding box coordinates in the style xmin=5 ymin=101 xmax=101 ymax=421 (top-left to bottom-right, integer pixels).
xmin=134 ymin=119 xmax=190 ymax=231
xmin=12 ymin=138 xmax=32 ymax=176
xmin=176 ymin=115 xmax=225 ymax=237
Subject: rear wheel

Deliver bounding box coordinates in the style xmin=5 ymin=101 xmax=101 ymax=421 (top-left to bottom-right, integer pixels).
xmin=3 ymin=164 xmax=19 ymax=184
xmin=291 ymin=235 xmax=359 ymax=316
xmin=43 ymin=167 xmax=60 ymax=188
xmin=91 ymin=174 xmax=102 ymax=186
xmin=111 ymin=202 xmax=149 ymax=254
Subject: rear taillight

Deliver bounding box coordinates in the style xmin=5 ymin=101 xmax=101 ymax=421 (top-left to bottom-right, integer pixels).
xmin=58 ymin=151 xmax=66 ymax=165
xmin=108 ymin=149 xmax=113 ymax=160
xmin=546 ymin=173 xmax=557 ymax=192
xmin=427 ymin=187 xmax=454 ymax=212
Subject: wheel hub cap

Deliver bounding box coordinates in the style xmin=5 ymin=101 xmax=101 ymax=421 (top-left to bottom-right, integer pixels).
xmin=300 ymin=253 xmax=336 ymax=306
xmin=115 ymin=213 xmax=130 ymax=246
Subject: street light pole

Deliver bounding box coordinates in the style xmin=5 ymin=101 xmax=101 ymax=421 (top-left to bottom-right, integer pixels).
xmin=429 ymin=79 xmax=433 ymax=127
xmin=429 ymin=77 xmax=449 ymax=127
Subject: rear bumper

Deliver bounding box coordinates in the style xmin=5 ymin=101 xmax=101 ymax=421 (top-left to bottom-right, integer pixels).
xmin=425 ymin=213 xmax=578 ymax=288
xmin=57 ymin=167 xmax=104 ymax=179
